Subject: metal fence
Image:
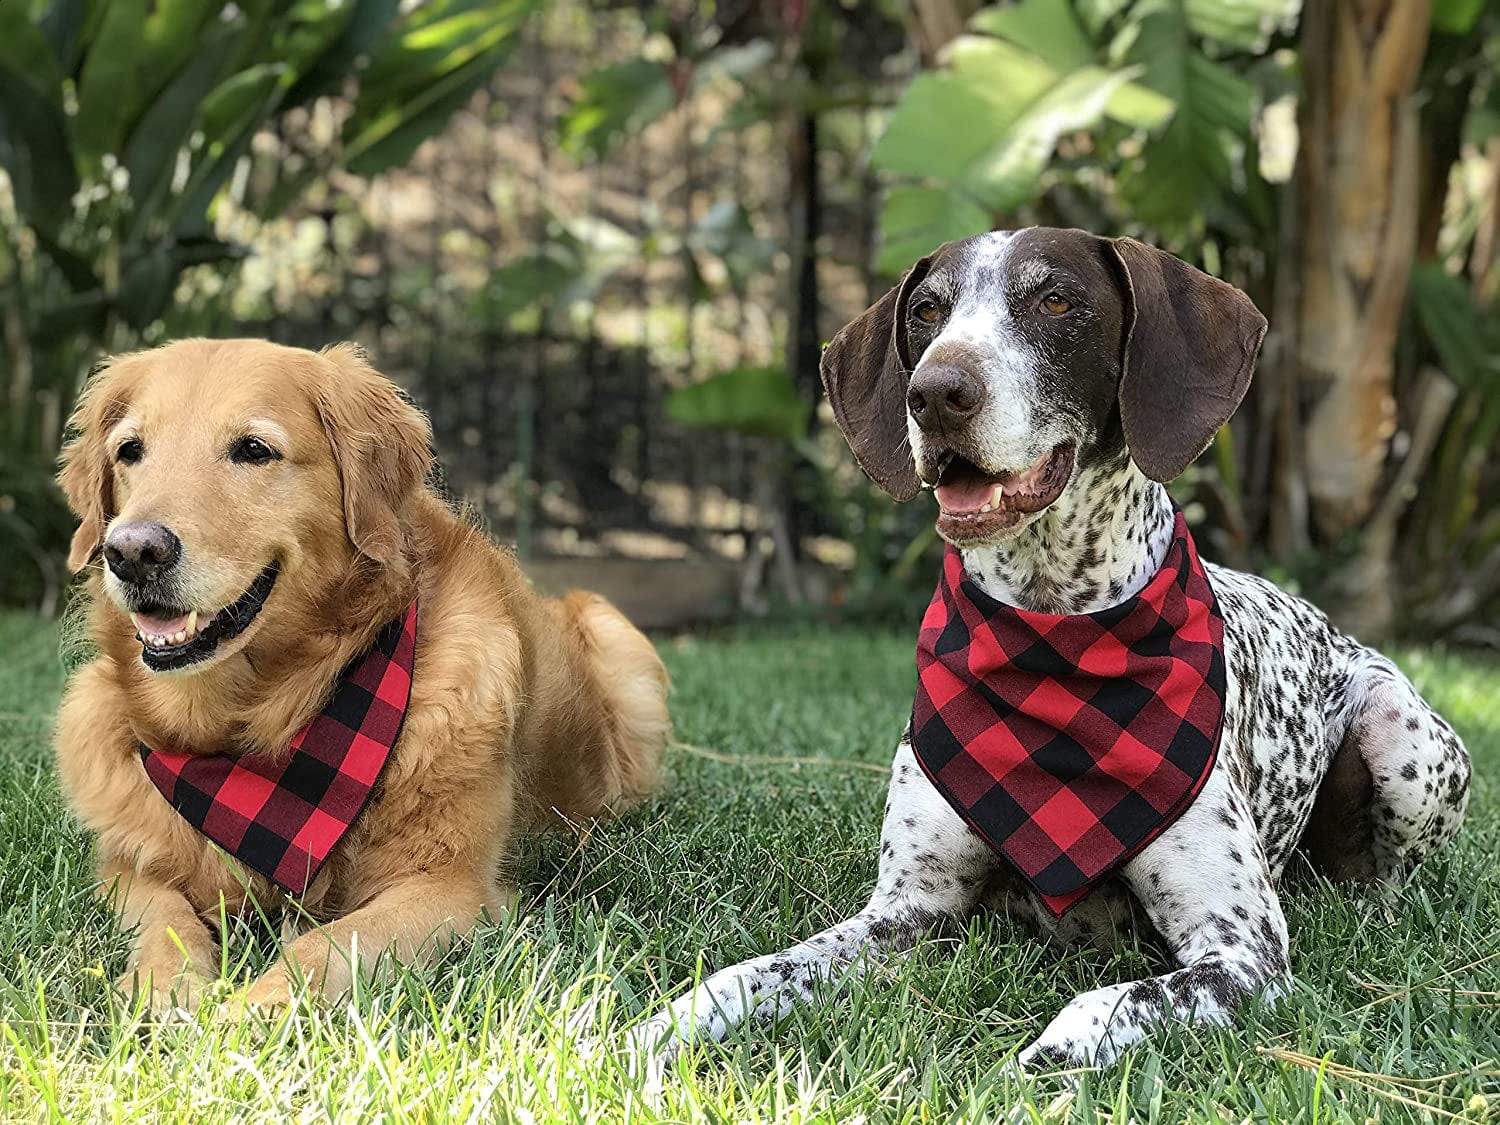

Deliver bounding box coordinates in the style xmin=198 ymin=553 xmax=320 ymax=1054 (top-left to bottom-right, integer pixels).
xmin=233 ymin=3 xmax=902 ymax=570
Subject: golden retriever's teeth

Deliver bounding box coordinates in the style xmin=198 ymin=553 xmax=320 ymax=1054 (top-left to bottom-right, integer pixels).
xmin=171 ymin=630 xmax=186 ymax=645
xmin=187 ymin=610 xmax=198 ymax=636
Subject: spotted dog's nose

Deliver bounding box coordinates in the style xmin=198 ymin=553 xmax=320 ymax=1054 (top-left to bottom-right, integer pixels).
xmin=907 ymin=364 xmax=987 ymax=434
xmin=103 ymin=521 xmax=182 ymax=586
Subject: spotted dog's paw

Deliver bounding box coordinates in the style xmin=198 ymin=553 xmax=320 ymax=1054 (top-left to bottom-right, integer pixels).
xmin=1017 ymin=984 xmax=1139 ymax=1078
xmin=622 ymin=1012 xmax=683 ymax=1067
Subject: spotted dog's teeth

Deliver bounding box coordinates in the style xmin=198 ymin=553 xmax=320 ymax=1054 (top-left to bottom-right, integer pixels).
xmin=977 ymin=484 xmax=1006 ymax=514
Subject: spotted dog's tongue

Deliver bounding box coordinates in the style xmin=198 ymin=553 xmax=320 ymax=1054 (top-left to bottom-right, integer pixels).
xmin=936 ymin=450 xmax=1059 ymax=514
xmin=935 ymin=471 xmax=1001 ymax=514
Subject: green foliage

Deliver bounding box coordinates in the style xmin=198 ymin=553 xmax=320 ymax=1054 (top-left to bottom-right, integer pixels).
xmin=870 ymin=0 xmax=1295 ymax=265
xmin=0 ymin=0 xmax=540 ymax=607
xmin=664 ymin=366 xmax=809 ymax=443
xmin=558 ymin=39 xmax=775 ymax=161
xmin=343 ymin=0 xmax=538 ymax=176
xmin=1 ymin=612 xmax=1498 ymax=1120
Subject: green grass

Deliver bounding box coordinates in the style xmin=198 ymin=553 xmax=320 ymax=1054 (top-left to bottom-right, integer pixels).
xmin=0 ymin=611 xmax=1496 ymax=1122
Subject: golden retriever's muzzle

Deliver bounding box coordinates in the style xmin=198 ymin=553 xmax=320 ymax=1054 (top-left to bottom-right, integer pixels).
xmin=127 ymin=560 xmax=280 ymax=673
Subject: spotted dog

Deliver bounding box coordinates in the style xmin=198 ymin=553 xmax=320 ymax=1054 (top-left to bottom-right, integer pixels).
xmin=631 ymin=228 xmax=1472 ymax=1072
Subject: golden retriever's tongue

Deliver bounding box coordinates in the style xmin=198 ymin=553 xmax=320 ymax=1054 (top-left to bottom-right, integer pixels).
xmin=132 ymin=611 xmax=192 ymax=636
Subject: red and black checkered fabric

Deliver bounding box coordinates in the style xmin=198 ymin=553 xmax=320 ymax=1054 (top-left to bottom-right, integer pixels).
xmin=911 ymin=511 xmax=1224 ymax=917
xmin=139 ymin=602 xmax=418 ymax=894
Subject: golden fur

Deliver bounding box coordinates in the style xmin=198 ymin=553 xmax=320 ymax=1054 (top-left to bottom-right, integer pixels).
xmin=54 ymin=338 xmax=669 ymax=1013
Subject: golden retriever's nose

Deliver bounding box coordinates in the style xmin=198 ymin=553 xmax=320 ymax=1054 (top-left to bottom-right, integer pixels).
xmin=103 ymin=521 xmax=182 ymax=586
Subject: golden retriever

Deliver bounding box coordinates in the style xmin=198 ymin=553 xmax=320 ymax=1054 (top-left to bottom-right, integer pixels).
xmin=54 ymin=338 xmax=669 ymax=1014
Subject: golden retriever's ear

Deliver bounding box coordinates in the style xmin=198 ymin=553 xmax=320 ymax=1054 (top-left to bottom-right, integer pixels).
xmin=58 ymin=359 xmax=131 ymax=572
xmin=317 ymin=344 xmax=433 ymax=568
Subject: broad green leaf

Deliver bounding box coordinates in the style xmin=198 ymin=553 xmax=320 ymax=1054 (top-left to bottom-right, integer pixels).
xmin=962 ymin=65 xmax=1140 ymax=211
xmin=343 ymin=0 xmax=539 ymax=174
xmin=665 ymin=366 xmax=810 ymax=443
xmin=37 ymin=0 xmax=90 ymax=74
xmin=559 ymin=58 xmax=675 ymax=160
xmin=1102 ymin=77 xmax=1175 ymax=129
xmin=870 ymin=69 xmax=1029 ymax=182
xmin=73 ymin=0 xmax=148 ymax=159
xmin=877 ymin=185 xmax=991 ymax=274
xmin=165 ymin=63 xmax=289 ymax=236
xmin=344 ymin=52 xmax=500 ymax=175
xmin=942 ymin=36 xmax=1063 ymax=117
xmin=0 ymin=64 xmax=78 ymax=235
xmin=0 ymin=4 xmax=62 ymax=94
xmin=121 ymin=19 xmax=246 ymax=232
xmin=970 ymin=0 xmax=1094 ymax=69
xmin=1183 ymin=0 xmax=1298 ymax=49
xmin=1432 ymin=0 xmax=1488 ymax=33
xmin=875 ymin=27 xmax=1166 ymax=236
xmin=138 ymin=0 xmax=222 ymax=107
xmin=1410 ymin=263 xmax=1492 ymax=391
xmin=1076 ymin=0 xmax=1134 ymax=35
xmin=1118 ymin=7 xmax=1255 ymax=229
xmin=281 ymin=0 xmax=403 ymax=108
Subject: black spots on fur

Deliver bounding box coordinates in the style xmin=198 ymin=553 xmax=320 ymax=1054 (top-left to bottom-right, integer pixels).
xmin=1400 ymin=762 xmax=1418 ymax=782
xmin=1169 ymin=961 xmax=1245 ymax=1011
xmin=1217 ymin=808 xmax=1238 ymax=830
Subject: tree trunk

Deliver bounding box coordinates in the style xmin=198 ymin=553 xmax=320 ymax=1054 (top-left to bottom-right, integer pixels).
xmin=1274 ymin=0 xmax=1431 ymax=638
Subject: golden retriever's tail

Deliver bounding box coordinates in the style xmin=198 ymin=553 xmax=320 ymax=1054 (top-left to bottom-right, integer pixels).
xmin=557 ymin=591 xmax=670 ymax=814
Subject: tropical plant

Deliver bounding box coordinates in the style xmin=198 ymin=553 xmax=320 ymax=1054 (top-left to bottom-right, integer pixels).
xmin=867 ymin=0 xmax=1500 ymax=641
xmin=0 ymin=0 xmax=540 ymax=608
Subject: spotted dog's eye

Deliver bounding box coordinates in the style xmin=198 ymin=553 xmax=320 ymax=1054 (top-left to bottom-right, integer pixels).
xmin=116 ymin=438 xmax=143 ymax=465
xmin=1040 ymin=292 xmax=1073 ymax=316
xmin=230 ymin=436 xmax=281 ymax=465
xmin=912 ymin=300 xmax=944 ymax=324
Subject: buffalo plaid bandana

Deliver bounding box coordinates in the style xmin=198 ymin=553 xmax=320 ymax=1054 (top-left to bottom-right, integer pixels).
xmin=139 ymin=602 xmax=418 ymax=894
xmin=911 ymin=511 xmax=1225 ymax=916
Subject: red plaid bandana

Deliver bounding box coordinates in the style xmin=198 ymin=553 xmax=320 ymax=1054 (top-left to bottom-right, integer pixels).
xmin=139 ymin=602 xmax=418 ymax=894
xmin=911 ymin=512 xmax=1224 ymax=916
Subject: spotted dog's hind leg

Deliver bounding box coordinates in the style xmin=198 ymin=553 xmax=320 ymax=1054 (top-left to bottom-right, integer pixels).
xmin=1019 ymin=769 xmax=1291 ymax=1072
xmin=627 ymin=738 xmax=998 ymax=1064
xmin=1310 ymin=646 xmax=1471 ymax=883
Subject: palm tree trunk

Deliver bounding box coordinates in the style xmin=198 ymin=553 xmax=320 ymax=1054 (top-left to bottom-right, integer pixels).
xmin=1272 ymin=0 xmax=1431 ymax=638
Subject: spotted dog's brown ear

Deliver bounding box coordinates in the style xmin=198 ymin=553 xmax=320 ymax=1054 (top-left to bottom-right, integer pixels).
xmin=316 ymin=344 xmax=434 ymax=570
xmin=1107 ymin=237 xmax=1267 ymax=483
xmin=819 ymin=256 xmax=936 ymax=501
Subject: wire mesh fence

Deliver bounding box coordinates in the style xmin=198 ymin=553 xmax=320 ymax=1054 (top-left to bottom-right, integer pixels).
xmin=228 ymin=3 xmax=902 ymax=573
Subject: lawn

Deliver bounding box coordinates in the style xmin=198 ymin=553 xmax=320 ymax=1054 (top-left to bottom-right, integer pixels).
xmin=0 ymin=610 xmax=1496 ymax=1123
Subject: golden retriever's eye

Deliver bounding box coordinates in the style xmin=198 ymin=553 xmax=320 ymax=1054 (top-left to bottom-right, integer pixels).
xmin=1040 ymin=292 xmax=1073 ymax=316
xmin=230 ymin=436 xmax=281 ymax=465
xmin=912 ymin=300 xmax=943 ymax=324
xmin=116 ymin=438 xmax=143 ymax=465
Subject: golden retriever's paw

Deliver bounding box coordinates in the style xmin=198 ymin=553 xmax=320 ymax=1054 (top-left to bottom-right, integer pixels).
xmin=116 ymin=967 xmax=220 ymax=1018
xmin=214 ymin=979 xmax=296 ymax=1026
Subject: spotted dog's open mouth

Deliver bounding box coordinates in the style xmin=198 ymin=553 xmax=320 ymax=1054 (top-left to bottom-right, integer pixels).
xmin=129 ymin=562 xmax=280 ymax=672
xmin=933 ymin=443 xmax=1075 ymax=543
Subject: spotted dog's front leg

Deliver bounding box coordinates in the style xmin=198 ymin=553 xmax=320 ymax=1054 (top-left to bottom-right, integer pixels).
xmin=1019 ymin=771 xmax=1290 ymax=1072
xmin=629 ymin=738 xmax=998 ymax=1063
